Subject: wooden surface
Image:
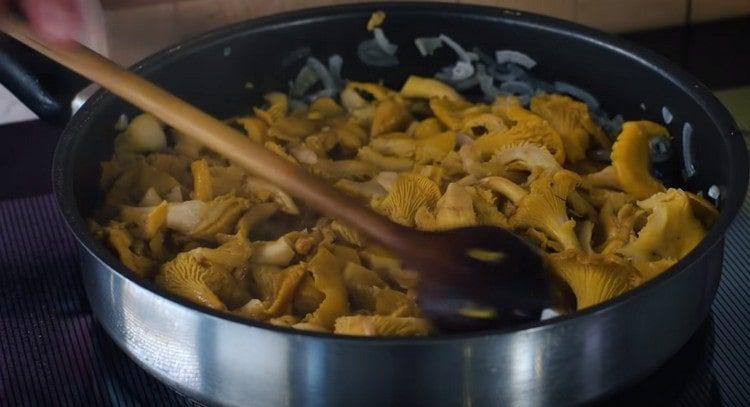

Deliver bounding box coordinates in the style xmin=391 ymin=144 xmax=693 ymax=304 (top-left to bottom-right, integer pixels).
xmin=691 ymin=0 xmax=750 ymax=23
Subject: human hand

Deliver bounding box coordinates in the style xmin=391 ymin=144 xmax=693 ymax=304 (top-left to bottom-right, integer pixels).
xmin=0 ymin=0 xmax=81 ymax=43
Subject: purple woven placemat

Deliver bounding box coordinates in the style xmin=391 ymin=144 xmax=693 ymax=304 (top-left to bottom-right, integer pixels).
xmin=1 ymin=191 xmax=749 ymax=406
xmin=0 ymin=195 xmax=197 ymax=406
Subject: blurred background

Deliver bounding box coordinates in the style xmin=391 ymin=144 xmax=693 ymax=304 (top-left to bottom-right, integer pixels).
xmin=2 ymin=0 xmax=749 ymax=124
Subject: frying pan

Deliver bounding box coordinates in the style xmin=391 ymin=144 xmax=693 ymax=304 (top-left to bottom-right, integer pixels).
xmin=2 ymin=2 xmax=747 ymax=405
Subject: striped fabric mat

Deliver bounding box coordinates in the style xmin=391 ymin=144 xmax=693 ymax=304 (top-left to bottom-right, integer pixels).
xmin=0 ymin=196 xmax=196 ymax=406
xmin=1 ymin=192 xmax=748 ymax=406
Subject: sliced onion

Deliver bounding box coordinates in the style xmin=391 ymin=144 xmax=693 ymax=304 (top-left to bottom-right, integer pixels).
xmin=593 ymin=111 xmax=623 ymax=137
xmin=434 ymin=71 xmax=451 ymax=83
xmin=489 ymin=63 xmax=526 ymax=82
xmin=649 ymin=136 xmax=671 ymax=163
xmin=451 ymin=61 xmax=475 ymax=81
xmin=114 ymin=114 xmax=129 ymax=131
xmin=434 ymin=34 xmax=480 ymax=88
xmin=328 ymin=54 xmax=344 ymax=89
xmin=499 ymin=80 xmax=534 ymax=97
xmin=290 ymin=65 xmax=319 ymax=98
xmin=541 ymin=308 xmax=560 ymax=320
xmin=477 ymin=72 xmax=502 ymax=101
xmin=305 ymin=88 xmax=337 ymax=103
xmin=708 ymin=185 xmax=720 ymax=200
xmin=661 ymin=106 xmax=673 ymax=124
xmin=357 ymin=40 xmax=399 ymax=67
xmin=438 ymin=34 xmax=474 ymax=63
xmin=373 ymin=28 xmax=398 ymax=55
xmin=554 ymin=81 xmax=600 ymax=109
xmin=609 ymin=115 xmax=624 ymax=135
xmin=472 ymin=47 xmax=495 ymax=66
xmin=682 ymin=122 xmax=696 ymax=178
xmin=306 ymin=57 xmax=335 ymax=93
xmin=456 ymin=132 xmax=474 ymax=146
xmin=290 ymin=144 xmax=319 ymax=165
xmin=281 ymin=46 xmax=312 ymax=67
xmin=495 ymin=50 xmax=537 ymax=69
xmin=434 ymin=65 xmax=455 ymax=83
xmin=414 ymin=37 xmax=442 ymax=56
xmin=451 ymin=76 xmax=480 ymax=91
xmin=529 ymin=78 xmax=554 ymax=93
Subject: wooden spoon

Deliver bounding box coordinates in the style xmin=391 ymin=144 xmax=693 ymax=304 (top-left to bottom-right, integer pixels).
xmin=0 ymin=17 xmax=553 ymax=329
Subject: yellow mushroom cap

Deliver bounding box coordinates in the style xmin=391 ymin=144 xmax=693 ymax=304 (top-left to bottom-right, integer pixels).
xmin=414 ymin=131 xmax=456 ymax=164
xmin=190 ymin=227 xmax=254 ymax=270
xmin=510 ymin=171 xmax=581 ymax=251
xmin=342 ymin=261 xmax=387 ymax=311
xmin=618 ymin=189 xmax=707 ymax=280
xmin=371 ymin=98 xmax=412 ymax=137
xmin=400 ymin=76 xmax=465 ymax=102
xmin=461 ymin=112 xmax=508 ymax=136
xmin=530 ymin=93 xmax=609 ymax=162
xmin=468 ymin=186 xmax=509 ymax=228
xmin=104 ymin=222 xmax=155 ymax=278
xmin=155 ymin=253 xmax=227 ymax=311
xmin=330 ymin=220 xmax=367 ymax=247
xmin=373 ymin=173 xmax=442 ymax=226
xmin=685 ymin=191 xmax=719 ymax=227
xmin=367 ymin=10 xmax=386 ymax=30
xmin=303 ymin=247 xmax=350 ymax=329
xmin=473 ymin=108 xmax=566 ymax=164
xmin=357 ymin=147 xmax=414 ymax=172
xmin=429 ymin=97 xmax=481 ymax=130
xmin=433 ymin=183 xmax=477 ymax=229
xmin=189 ymin=193 xmax=251 ymax=241
xmin=547 ymin=250 xmax=638 ymax=309
xmin=119 ymin=200 xmax=169 ymax=240
xmin=334 ymin=315 xmax=431 ymax=336
xmin=490 ymin=142 xmax=561 ymax=178
xmin=410 ymin=117 xmax=444 ymax=139
xmin=611 ymin=121 xmax=670 ymax=199
xmin=253 ymin=92 xmax=288 ymax=125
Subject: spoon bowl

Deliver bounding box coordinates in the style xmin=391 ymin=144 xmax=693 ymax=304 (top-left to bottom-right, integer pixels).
xmin=392 ymin=225 xmax=553 ymax=330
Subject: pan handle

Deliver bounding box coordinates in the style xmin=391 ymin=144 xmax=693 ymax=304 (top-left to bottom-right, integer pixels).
xmin=0 ymin=34 xmax=87 ymax=126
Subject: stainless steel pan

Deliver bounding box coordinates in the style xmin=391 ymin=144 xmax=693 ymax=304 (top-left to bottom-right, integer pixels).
xmin=3 ymin=2 xmax=747 ymax=405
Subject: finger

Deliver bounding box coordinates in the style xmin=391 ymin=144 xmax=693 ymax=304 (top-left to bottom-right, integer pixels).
xmin=20 ymin=0 xmax=81 ymax=44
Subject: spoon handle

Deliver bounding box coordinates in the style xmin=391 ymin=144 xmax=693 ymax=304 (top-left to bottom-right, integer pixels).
xmin=0 ymin=16 xmax=408 ymax=247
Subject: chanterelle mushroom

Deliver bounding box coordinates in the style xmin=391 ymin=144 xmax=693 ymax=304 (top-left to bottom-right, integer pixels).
xmin=611 ymin=121 xmax=670 ymax=199
xmin=530 ymin=93 xmax=610 ymax=162
xmin=155 ymin=253 xmax=227 ymax=311
xmin=372 ymin=173 xmax=441 ymax=226
xmin=334 ymin=315 xmax=431 ymax=336
xmin=618 ymin=189 xmax=707 ymax=280
xmin=92 ymin=71 xmax=719 ymax=337
xmin=547 ymin=250 xmax=638 ymax=309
